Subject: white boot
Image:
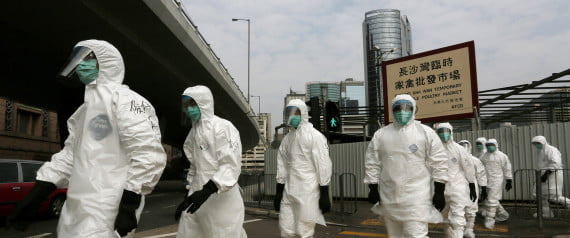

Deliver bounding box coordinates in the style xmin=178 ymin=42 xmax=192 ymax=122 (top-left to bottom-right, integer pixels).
xmin=464 ymin=228 xmax=475 ymax=238
xmin=484 ymin=218 xmax=495 ymax=229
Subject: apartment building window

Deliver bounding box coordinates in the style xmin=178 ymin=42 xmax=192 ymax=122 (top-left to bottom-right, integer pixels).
xmin=17 ymin=108 xmax=42 ymax=137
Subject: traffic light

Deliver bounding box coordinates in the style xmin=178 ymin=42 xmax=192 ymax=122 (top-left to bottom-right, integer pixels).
xmin=307 ymin=97 xmax=321 ymax=131
xmin=325 ymin=101 xmax=341 ymax=132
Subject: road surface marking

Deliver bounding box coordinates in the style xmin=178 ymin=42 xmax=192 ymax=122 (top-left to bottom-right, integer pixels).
xmin=339 ymin=231 xmax=388 ymax=237
xmin=361 ymin=219 xmax=507 ymax=232
xmin=27 ymin=233 xmax=52 ymax=238
xmin=244 ymin=218 xmax=263 ymax=224
xmin=143 ymin=232 xmax=177 ymax=238
xmin=361 ymin=219 xmax=384 ymax=226
xmin=162 ymin=205 xmax=177 ymax=208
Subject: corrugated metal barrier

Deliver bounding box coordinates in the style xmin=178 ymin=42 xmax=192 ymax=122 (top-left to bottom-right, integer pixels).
xmin=513 ymin=169 xmax=570 ymax=228
xmin=263 ymin=122 xmax=570 ymax=204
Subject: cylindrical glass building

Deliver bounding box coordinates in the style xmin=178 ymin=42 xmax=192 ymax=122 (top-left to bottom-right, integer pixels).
xmin=362 ymin=9 xmax=412 ymax=133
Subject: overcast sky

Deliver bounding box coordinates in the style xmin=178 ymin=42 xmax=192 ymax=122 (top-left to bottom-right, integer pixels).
xmin=181 ymin=0 xmax=570 ymax=129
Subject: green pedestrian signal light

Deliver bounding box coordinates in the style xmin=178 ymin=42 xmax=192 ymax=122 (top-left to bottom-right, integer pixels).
xmin=325 ymin=101 xmax=341 ymax=132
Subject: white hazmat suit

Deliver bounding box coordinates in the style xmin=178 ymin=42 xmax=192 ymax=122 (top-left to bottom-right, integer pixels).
xmin=532 ymin=136 xmax=570 ymax=217
xmin=176 ymin=86 xmax=247 ymax=238
xmin=36 ymin=40 xmax=167 ymax=237
xmin=480 ymin=139 xmax=512 ymax=229
xmin=458 ymin=140 xmax=488 ymax=238
xmin=276 ymin=99 xmax=333 ymax=238
xmin=435 ymin=123 xmax=476 ymax=238
xmin=365 ymin=94 xmax=448 ymax=238
xmin=473 ymin=137 xmax=487 ymax=159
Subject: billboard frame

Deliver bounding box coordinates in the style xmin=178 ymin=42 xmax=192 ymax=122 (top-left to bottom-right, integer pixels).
xmin=381 ymin=41 xmax=478 ymax=125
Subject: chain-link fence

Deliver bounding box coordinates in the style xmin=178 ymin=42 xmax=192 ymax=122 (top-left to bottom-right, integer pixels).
xmin=513 ymin=169 xmax=570 ymax=229
xmin=238 ymin=173 xmax=358 ymax=215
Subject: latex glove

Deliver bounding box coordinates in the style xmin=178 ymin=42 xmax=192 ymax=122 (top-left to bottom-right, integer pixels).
xmin=6 ymin=180 xmax=56 ymax=231
xmin=114 ymin=190 xmax=141 ymax=236
xmin=469 ymin=183 xmax=477 ymax=202
xmin=480 ymin=186 xmax=488 ymax=202
xmin=367 ymin=184 xmax=380 ymax=204
xmin=505 ymin=179 xmax=513 ymax=192
xmin=273 ymin=183 xmax=285 ymax=211
xmin=432 ymin=182 xmax=446 ymax=211
xmin=541 ymin=170 xmax=552 ymax=183
xmin=319 ymin=186 xmax=331 ymax=213
xmin=186 ymin=180 xmax=218 ymax=214
xmin=175 ymin=193 xmax=192 ymax=221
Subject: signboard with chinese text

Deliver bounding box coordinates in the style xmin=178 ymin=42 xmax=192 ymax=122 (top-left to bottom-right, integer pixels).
xmin=382 ymin=41 xmax=478 ymax=124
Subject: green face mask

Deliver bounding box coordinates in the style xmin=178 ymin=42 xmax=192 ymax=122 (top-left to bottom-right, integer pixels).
xmin=535 ymin=143 xmax=544 ymax=149
xmin=186 ymin=106 xmax=201 ymax=122
xmin=288 ymin=115 xmax=301 ymax=128
xmin=394 ymin=111 xmax=413 ymax=125
xmin=487 ymin=146 xmax=497 ymax=152
xmin=76 ymin=59 xmax=99 ymax=85
xmin=438 ymin=133 xmax=451 ymax=142
xmin=476 ymin=144 xmax=484 ymax=150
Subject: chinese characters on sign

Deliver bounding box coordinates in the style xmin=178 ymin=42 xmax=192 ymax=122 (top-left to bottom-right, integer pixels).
xmin=382 ymin=41 xmax=478 ymax=124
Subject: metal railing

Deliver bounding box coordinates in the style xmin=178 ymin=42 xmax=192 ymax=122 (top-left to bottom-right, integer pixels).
xmin=513 ymin=168 xmax=570 ymax=229
xmin=238 ymin=173 xmax=358 ymax=215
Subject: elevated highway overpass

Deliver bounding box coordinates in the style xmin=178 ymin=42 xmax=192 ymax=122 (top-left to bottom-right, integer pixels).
xmin=0 ymin=0 xmax=259 ymax=150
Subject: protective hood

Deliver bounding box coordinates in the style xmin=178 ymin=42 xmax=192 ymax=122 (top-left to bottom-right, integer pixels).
xmin=75 ymin=39 xmax=125 ymax=85
xmin=475 ymin=137 xmax=487 ymax=145
xmin=486 ymin=139 xmax=498 ymax=148
xmin=435 ymin=122 xmax=454 ymax=144
xmin=286 ymin=99 xmax=309 ymax=126
xmin=182 ymin=85 xmax=215 ymax=121
xmin=531 ymin=135 xmax=547 ymax=146
xmin=458 ymin=140 xmax=472 ymax=153
xmin=391 ymin=94 xmax=416 ymax=126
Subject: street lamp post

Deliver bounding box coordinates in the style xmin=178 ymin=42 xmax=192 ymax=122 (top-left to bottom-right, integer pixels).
xmin=251 ymin=95 xmax=261 ymax=116
xmin=232 ymin=18 xmax=251 ymax=107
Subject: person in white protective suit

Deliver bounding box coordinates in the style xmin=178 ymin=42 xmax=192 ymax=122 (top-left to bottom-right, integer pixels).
xmin=6 ymin=39 xmax=167 ymax=237
xmin=472 ymin=137 xmax=507 ymax=221
xmin=175 ymin=85 xmax=247 ymax=238
xmin=434 ymin=123 xmax=477 ymax=238
xmin=273 ymin=99 xmax=332 ymax=238
xmin=480 ymin=139 xmax=512 ymax=229
xmin=364 ymin=94 xmax=448 ymax=238
xmin=458 ymin=140 xmax=488 ymax=238
xmin=531 ymin=136 xmax=570 ymax=218
xmin=473 ymin=137 xmax=487 ymax=159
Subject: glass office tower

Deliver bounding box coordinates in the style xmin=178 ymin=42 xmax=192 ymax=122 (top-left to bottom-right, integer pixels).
xmin=363 ymin=9 xmax=412 ymax=132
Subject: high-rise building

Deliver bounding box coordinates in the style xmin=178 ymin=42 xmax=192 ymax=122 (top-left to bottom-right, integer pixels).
xmin=306 ymin=82 xmax=341 ymax=103
xmin=340 ymin=78 xmax=365 ymax=114
xmin=242 ymin=112 xmax=271 ymax=172
xmin=363 ymin=9 xmax=412 ymax=132
xmin=340 ymin=78 xmax=367 ymax=135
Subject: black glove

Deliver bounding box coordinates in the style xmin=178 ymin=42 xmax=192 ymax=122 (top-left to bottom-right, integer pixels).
xmin=541 ymin=170 xmax=552 ymax=183
xmin=368 ymin=184 xmax=380 ymax=204
xmin=187 ymin=180 xmax=218 ymax=214
xmin=114 ymin=190 xmax=142 ymax=236
xmin=175 ymin=192 xmax=193 ymax=221
xmin=273 ymin=183 xmax=285 ymax=211
xmin=505 ymin=179 xmax=512 ymax=192
xmin=6 ymin=180 xmax=56 ymax=231
xmin=432 ymin=182 xmax=446 ymax=211
xmin=469 ymin=183 xmax=477 ymax=202
xmin=319 ymin=186 xmax=331 ymax=214
xmin=480 ymin=186 xmax=488 ymax=202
